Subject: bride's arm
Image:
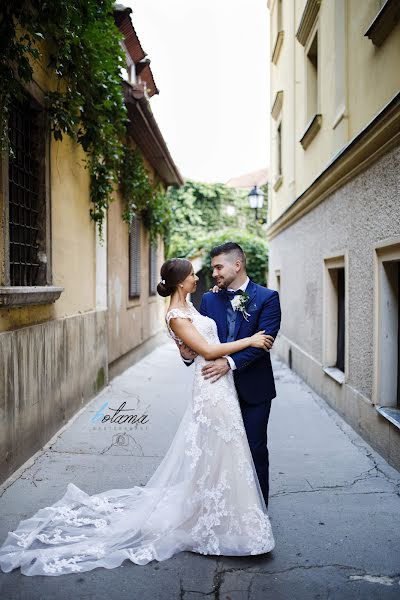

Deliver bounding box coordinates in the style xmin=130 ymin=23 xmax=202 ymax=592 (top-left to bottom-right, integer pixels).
xmin=169 ymin=317 xmax=269 ymax=361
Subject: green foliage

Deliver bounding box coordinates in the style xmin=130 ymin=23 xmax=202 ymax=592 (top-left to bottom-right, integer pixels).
xmin=164 ymin=180 xmax=269 ymax=282
xmin=199 ymin=229 xmax=269 ymax=287
xmin=120 ymin=146 xmax=170 ymax=242
xmin=165 ymin=180 xmax=268 ymax=258
xmin=0 ymin=0 xmax=160 ymax=239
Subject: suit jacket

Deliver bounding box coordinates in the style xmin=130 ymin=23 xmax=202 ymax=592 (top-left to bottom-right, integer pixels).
xmin=199 ymin=279 xmax=281 ymax=405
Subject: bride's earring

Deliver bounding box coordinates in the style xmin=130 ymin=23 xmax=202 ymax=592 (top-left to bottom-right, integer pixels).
xmin=180 ymin=284 xmax=183 ymax=288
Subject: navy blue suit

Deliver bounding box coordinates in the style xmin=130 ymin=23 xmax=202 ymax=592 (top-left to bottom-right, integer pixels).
xmin=199 ymin=280 xmax=281 ymax=507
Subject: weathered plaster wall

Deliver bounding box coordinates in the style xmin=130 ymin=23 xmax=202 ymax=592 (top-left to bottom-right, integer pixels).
xmin=0 ymin=310 xmax=107 ymax=484
xmin=107 ymin=192 xmax=165 ymax=367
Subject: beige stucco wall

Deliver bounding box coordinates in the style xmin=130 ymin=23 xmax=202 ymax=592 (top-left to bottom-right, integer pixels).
xmin=50 ymin=136 xmax=96 ymax=317
xmin=268 ymin=0 xmax=400 ymax=223
xmin=107 ymin=192 xmax=165 ymax=367
xmin=0 ymin=57 xmax=97 ymax=333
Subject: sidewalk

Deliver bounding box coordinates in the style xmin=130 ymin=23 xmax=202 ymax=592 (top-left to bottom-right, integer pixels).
xmin=1 ymin=336 xmax=399 ymax=599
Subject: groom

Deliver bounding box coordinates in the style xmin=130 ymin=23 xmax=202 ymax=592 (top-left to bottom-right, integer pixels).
xmin=180 ymin=242 xmax=281 ymax=509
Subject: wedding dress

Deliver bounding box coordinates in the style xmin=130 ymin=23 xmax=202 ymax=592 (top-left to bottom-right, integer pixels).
xmin=0 ymin=302 xmax=274 ymax=576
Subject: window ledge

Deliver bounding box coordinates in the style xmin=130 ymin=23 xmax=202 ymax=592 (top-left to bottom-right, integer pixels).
xmin=332 ymin=104 xmax=347 ymax=130
xmin=300 ymin=113 xmax=322 ymax=150
xmin=323 ymin=366 xmax=345 ymax=384
xmin=296 ymin=0 xmax=322 ymax=47
xmin=273 ymin=174 xmax=283 ymax=191
xmin=375 ymin=406 xmax=400 ymax=430
xmin=271 ymin=90 xmax=284 ymax=120
xmin=0 ymin=286 xmax=64 ymax=308
xmin=364 ymin=0 xmax=400 ymax=47
xmin=272 ymin=31 xmax=284 ymax=64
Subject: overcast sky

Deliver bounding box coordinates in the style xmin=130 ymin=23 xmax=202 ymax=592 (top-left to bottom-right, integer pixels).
xmin=126 ymin=0 xmax=270 ymax=184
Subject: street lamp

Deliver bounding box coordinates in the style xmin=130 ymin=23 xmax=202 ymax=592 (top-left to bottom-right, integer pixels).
xmin=248 ymin=185 xmax=266 ymax=223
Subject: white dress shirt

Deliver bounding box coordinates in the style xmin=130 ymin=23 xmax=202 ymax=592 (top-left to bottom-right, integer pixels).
xmin=225 ymin=276 xmax=250 ymax=370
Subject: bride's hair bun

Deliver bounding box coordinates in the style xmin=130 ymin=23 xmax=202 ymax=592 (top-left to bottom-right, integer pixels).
xmin=157 ymin=258 xmax=192 ymax=298
xmin=156 ymin=280 xmax=172 ymax=297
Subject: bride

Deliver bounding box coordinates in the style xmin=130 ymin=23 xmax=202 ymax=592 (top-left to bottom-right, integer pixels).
xmin=0 ymin=257 xmax=275 ymax=576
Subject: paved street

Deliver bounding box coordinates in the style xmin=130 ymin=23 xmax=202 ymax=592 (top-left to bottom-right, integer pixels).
xmin=1 ymin=335 xmax=399 ymax=599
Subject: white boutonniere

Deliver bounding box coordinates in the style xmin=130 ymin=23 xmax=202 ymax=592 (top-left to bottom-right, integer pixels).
xmin=231 ymin=291 xmax=251 ymax=321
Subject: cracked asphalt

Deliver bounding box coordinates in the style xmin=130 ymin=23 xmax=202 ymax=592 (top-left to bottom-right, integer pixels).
xmin=1 ymin=336 xmax=399 ymax=599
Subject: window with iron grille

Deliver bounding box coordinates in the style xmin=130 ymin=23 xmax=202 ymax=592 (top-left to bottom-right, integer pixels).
xmin=129 ymin=215 xmax=141 ymax=298
xmin=149 ymin=242 xmax=158 ymax=296
xmin=7 ymin=93 xmax=47 ymax=286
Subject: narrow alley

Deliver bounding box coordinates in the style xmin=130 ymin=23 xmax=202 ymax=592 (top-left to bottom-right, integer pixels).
xmin=1 ymin=338 xmax=399 ymax=600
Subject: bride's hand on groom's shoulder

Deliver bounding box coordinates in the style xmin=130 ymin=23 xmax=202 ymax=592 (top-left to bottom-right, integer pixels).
xmin=209 ymin=285 xmax=220 ymax=293
xmin=249 ymin=331 xmax=275 ymax=351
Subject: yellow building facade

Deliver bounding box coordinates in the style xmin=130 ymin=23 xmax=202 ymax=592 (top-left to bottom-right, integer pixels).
xmin=267 ymin=0 xmax=400 ymax=469
xmin=0 ymin=7 xmax=182 ymax=485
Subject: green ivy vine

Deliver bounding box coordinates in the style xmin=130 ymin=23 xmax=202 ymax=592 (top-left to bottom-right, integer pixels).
xmin=120 ymin=146 xmax=171 ymax=243
xmin=0 ymin=0 xmax=168 ymax=241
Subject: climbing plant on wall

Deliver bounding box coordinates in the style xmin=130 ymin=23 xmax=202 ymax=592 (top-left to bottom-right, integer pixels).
xmin=120 ymin=146 xmax=170 ymax=242
xmin=0 ymin=0 xmax=167 ymax=241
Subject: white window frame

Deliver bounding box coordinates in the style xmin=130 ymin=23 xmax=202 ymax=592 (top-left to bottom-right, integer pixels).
xmin=322 ymin=253 xmax=348 ymax=384
xmin=373 ymin=238 xmax=400 ymax=409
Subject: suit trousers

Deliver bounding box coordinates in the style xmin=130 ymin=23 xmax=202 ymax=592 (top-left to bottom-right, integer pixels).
xmin=237 ymin=393 xmax=272 ymax=509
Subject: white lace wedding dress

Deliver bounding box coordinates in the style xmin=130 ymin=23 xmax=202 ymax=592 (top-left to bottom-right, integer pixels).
xmin=0 ymin=302 xmax=274 ymax=576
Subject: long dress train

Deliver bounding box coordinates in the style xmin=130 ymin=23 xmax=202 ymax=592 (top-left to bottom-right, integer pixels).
xmin=0 ymin=302 xmax=274 ymax=576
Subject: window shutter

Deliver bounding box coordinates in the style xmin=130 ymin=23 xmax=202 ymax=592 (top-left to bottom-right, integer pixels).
xmin=129 ymin=216 xmax=141 ymax=298
xmin=149 ymin=242 xmax=158 ymax=295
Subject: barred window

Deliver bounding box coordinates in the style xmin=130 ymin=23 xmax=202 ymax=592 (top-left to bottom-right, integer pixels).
xmin=149 ymin=242 xmax=158 ymax=296
xmin=129 ymin=215 xmax=141 ymax=298
xmin=8 ymin=94 xmax=47 ymax=286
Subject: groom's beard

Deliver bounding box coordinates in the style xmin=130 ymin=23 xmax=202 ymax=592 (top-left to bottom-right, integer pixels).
xmin=214 ymin=275 xmax=235 ymax=289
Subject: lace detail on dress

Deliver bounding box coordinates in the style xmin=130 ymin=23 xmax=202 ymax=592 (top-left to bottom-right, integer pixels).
xmin=165 ymin=305 xmax=195 ymax=345
xmin=0 ymin=301 xmax=275 ymax=576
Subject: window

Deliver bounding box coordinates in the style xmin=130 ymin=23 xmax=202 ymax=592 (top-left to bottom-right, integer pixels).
xmin=277 ymin=122 xmax=282 ymax=177
xmin=336 ymin=267 xmax=345 ymax=373
xmin=397 ymin=263 xmax=400 ymax=409
xmin=271 ymin=90 xmax=283 ymax=190
xmin=323 ymin=256 xmax=346 ymax=383
xmin=271 ymin=0 xmax=284 ymax=64
xmin=299 ymin=17 xmax=322 ymax=150
xmin=306 ymin=31 xmax=318 ymax=124
xmin=0 ymin=91 xmax=62 ymax=307
xmin=149 ymin=242 xmax=158 ymax=296
xmin=8 ymin=94 xmax=47 ymax=286
xmin=273 ymin=120 xmax=283 ymax=191
xmin=333 ymin=0 xmax=347 ymax=130
xmin=374 ymin=242 xmax=400 ymax=427
xmin=129 ymin=215 xmax=141 ymax=298
xmin=277 ymin=0 xmax=282 ymax=31
xmin=275 ymin=269 xmax=281 ymax=295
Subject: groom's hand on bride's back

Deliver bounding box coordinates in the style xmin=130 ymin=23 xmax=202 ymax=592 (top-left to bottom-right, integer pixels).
xmin=202 ymin=357 xmax=230 ymax=383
